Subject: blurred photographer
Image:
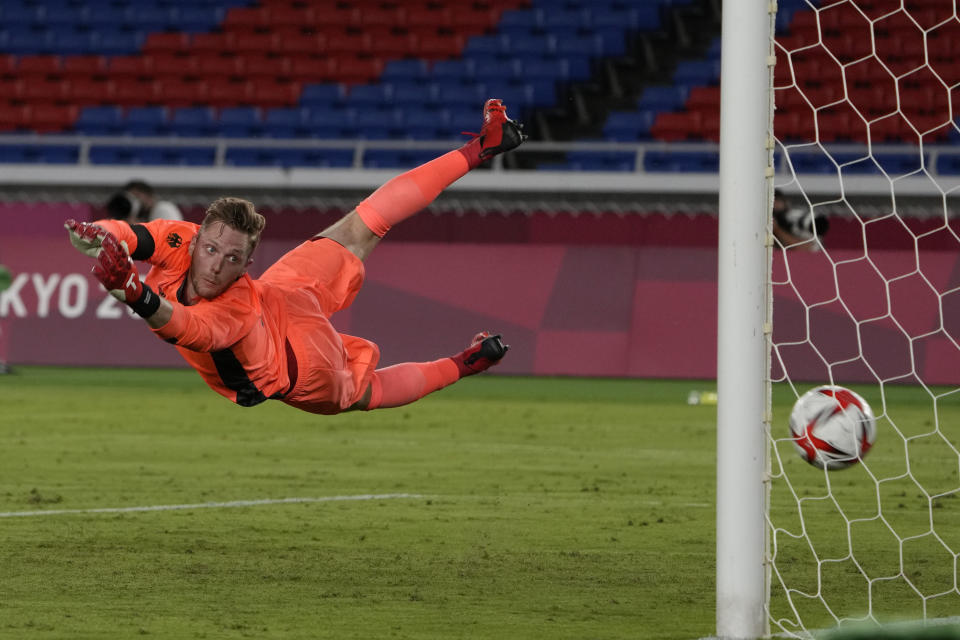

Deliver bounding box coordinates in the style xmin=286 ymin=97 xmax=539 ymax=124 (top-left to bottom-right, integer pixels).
xmin=106 ymin=180 xmax=183 ymax=223
xmin=772 ymin=189 xmax=829 ymax=252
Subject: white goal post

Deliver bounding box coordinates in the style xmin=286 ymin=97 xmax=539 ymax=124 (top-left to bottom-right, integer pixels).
xmin=721 ymin=1 xmax=960 ymax=638
xmin=716 ymin=1 xmax=775 ymax=639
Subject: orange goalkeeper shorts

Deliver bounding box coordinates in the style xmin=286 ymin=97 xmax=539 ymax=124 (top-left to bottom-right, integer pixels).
xmin=259 ymin=237 xmax=380 ymax=414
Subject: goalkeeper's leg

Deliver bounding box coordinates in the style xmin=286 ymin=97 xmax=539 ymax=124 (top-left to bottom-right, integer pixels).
xmin=352 ymin=333 xmax=509 ymax=411
xmin=318 ymin=99 xmax=525 ymax=261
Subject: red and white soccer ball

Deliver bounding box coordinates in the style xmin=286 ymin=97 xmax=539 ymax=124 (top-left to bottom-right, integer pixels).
xmin=788 ymin=385 xmax=877 ymax=470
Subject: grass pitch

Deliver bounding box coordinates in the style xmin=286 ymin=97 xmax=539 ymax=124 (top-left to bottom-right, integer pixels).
xmin=3 ymin=369 xmax=959 ymax=639
xmin=1 ymin=369 xmax=716 ymax=639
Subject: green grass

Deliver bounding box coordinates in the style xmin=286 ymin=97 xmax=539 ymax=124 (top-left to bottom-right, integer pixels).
xmin=0 ymin=369 xmax=716 ymax=640
xmin=1 ymin=369 xmax=959 ymax=638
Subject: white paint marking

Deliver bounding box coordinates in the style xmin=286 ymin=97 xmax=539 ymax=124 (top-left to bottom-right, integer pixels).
xmin=0 ymin=493 xmax=424 ymax=518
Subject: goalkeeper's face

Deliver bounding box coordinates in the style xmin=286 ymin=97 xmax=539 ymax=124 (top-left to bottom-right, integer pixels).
xmin=187 ymin=221 xmax=254 ymax=300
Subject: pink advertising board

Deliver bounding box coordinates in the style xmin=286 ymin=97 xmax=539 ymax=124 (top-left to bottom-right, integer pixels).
xmin=1 ymin=202 xmax=957 ymax=384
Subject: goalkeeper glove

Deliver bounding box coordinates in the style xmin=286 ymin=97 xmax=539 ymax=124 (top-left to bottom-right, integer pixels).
xmin=91 ymin=232 xmax=161 ymax=318
xmin=65 ymin=219 xmax=129 ymax=257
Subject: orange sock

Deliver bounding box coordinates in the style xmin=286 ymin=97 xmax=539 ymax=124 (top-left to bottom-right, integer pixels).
xmin=365 ymin=358 xmax=461 ymax=410
xmin=355 ymin=150 xmax=471 ymax=237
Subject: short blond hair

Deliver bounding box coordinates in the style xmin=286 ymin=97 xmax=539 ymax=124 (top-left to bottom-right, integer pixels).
xmin=202 ymin=197 xmax=266 ymax=254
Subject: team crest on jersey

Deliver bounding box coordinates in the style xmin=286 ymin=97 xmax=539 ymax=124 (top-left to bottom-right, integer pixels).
xmin=166 ymin=232 xmax=183 ymax=248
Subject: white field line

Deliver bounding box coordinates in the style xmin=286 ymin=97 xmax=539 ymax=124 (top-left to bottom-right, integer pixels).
xmin=0 ymin=493 xmax=424 ymax=518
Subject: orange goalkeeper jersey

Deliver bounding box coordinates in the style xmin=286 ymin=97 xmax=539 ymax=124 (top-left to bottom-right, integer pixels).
xmin=96 ymin=218 xmax=379 ymax=413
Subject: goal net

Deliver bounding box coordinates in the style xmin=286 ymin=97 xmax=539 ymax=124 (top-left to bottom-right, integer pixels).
xmin=768 ymin=0 xmax=960 ymax=636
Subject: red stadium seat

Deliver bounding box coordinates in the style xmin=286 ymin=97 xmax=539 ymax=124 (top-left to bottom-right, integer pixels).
xmin=153 ymin=78 xmax=207 ymax=107
xmin=367 ymin=33 xmax=417 ymax=58
xmin=287 ymin=56 xmax=334 ymax=83
xmin=205 ymin=79 xmax=252 ymax=107
xmin=331 ymin=56 xmax=383 ymax=84
xmin=449 ymin=7 xmax=499 ymax=35
xmin=245 ymin=55 xmax=291 ymax=79
xmin=402 ymin=7 xmax=452 ymax=29
xmin=20 ymin=78 xmax=69 ymax=103
xmin=324 ymin=32 xmax=369 ymax=55
xmin=62 ymin=55 xmax=107 ymax=77
xmin=67 ymin=79 xmax=116 ymax=105
xmin=196 ymin=55 xmax=244 ymax=79
xmin=650 ymin=111 xmax=702 ymax=142
xmin=222 ymin=6 xmax=269 ymax=30
xmin=356 ymin=6 xmax=401 ymax=28
xmin=142 ymin=33 xmax=191 ymax=56
xmin=685 ymin=86 xmax=721 ymax=111
xmin=0 ymin=104 xmax=28 ymax=130
xmin=266 ymin=6 xmax=316 ymax=27
xmin=414 ymin=33 xmax=465 ymax=59
xmin=0 ymin=79 xmax=24 ymax=105
xmin=191 ymin=33 xmax=237 ymax=55
xmin=26 ymin=104 xmax=78 ymax=132
xmin=108 ymin=56 xmax=154 ymax=80
xmin=113 ymin=79 xmax=157 ymax=106
xmin=275 ymin=33 xmax=324 ymax=57
xmin=0 ymin=54 xmax=16 ymax=75
xmin=17 ymin=55 xmax=62 ymax=77
xmin=232 ymin=33 xmax=279 ymax=55
xmin=149 ymin=53 xmax=200 ymax=80
xmin=248 ymin=79 xmax=301 ymax=108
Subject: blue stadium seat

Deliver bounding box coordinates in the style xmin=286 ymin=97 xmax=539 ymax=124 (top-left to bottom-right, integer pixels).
xmin=471 ymin=57 xmax=518 ymax=82
xmin=305 ymin=107 xmax=354 ymax=138
xmin=177 ymin=7 xmax=225 ymax=31
xmin=303 ymin=149 xmax=354 ymax=167
xmin=124 ymin=106 xmax=168 ymax=136
xmin=430 ymin=59 xmax=475 ymax=82
xmin=0 ymin=144 xmax=78 ymax=163
xmin=674 ymin=60 xmax=722 ymax=85
xmin=555 ymin=36 xmax=601 ymax=59
xmin=127 ymin=6 xmax=176 ymax=31
xmin=76 ymin=106 xmax=124 ymax=135
xmin=638 ymin=86 xmax=690 ymax=111
xmin=503 ymin=34 xmax=555 ymax=56
xmin=346 ymin=84 xmax=392 ymax=108
xmin=169 ymin=107 xmax=216 ymax=137
xmin=789 ymin=153 xmax=838 ymax=174
xmin=391 ymin=81 xmax=436 ymax=106
xmin=937 ymin=153 xmax=960 ymax=175
xmin=262 ymin=107 xmax=307 ymax=138
xmin=499 ymin=9 xmax=540 ymax=31
xmin=363 ymin=149 xmax=440 ymax=169
xmin=433 ymin=82 xmax=486 ymax=108
xmin=603 ymin=111 xmax=657 ymax=141
xmin=299 ymin=84 xmax=344 ymax=108
xmin=218 ymin=106 xmax=261 ymax=137
xmin=380 ymin=59 xmax=429 ymax=83
xmin=400 ymin=107 xmax=447 ymax=139
xmin=643 ymin=150 xmax=719 ymax=172
xmin=566 ymin=151 xmax=636 ymax=171
xmin=463 ymin=35 xmax=505 ymax=57
xmin=353 ymin=107 xmax=399 ymax=139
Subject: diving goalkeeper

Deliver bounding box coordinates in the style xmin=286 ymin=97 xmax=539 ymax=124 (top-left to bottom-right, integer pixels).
xmin=64 ymin=99 xmax=525 ymax=414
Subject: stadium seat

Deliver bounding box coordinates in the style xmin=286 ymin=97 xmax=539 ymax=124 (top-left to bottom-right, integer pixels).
xmin=218 ymin=106 xmax=261 ymax=137
xmin=124 ymin=106 xmax=168 ymax=136
xmin=169 ymin=106 xmax=216 ymax=137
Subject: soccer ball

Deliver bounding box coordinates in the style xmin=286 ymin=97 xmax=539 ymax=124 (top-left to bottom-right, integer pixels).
xmin=788 ymin=385 xmax=877 ymax=470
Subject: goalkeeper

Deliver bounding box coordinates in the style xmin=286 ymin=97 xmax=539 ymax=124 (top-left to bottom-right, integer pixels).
xmin=64 ymin=99 xmax=524 ymax=414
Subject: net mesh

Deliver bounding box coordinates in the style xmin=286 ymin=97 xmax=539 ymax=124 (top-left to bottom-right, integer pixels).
xmin=768 ymin=0 xmax=960 ymax=636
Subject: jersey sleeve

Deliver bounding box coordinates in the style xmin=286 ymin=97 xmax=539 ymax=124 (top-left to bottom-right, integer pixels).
xmin=95 ymin=218 xmax=197 ymax=266
xmin=149 ymin=276 xmax=261 ymax=352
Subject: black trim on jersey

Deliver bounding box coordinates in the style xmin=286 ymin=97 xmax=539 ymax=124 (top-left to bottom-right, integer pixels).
xmin=130 ymin=224 xmax=155 ymax=260
xmin=211 ymin=348 xmax=268 ymax=407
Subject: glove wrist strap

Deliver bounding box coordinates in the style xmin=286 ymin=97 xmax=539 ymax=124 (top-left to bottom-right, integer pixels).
xmin=129 ymin=283 xmax=161 ymax=319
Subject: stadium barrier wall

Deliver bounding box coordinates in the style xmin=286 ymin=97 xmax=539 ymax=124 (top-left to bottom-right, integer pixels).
xmin=1 ymin=202 xmax=956 ymax=382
